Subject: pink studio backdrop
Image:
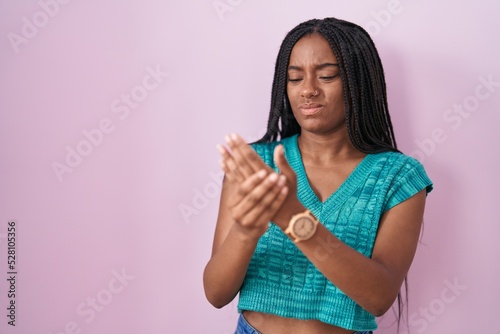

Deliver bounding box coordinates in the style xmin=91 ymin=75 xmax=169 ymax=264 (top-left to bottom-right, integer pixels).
xmin=0 ymin=1 xmax=499 ymax=333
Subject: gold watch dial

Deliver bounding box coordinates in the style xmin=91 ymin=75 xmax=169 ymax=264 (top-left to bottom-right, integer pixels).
xmin=293 ymin=217 xmax=314 ymax=238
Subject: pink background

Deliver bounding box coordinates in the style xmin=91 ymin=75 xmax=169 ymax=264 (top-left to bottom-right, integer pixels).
xmin=1 ymin=1 xmax=499 ymax=333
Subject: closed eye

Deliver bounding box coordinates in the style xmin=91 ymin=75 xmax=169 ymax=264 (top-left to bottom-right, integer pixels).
xmin=320 ymin=75 xmax=338 ymax=80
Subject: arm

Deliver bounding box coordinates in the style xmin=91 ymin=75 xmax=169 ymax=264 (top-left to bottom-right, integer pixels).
xmin=202 ymin=167 xmax=288 ymax=308
xmin=223 ymin=134 xmax=427 ymax=316
xmin=274 ymin=188 xmax=426 ymax=316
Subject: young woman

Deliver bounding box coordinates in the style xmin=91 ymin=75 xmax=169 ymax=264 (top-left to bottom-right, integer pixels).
xmin=203 ymin=17 xmax=433 ymax=334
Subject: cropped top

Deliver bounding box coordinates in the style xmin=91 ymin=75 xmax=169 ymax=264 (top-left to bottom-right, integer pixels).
xmin=237 ymin=134 xmax=433 ymax=331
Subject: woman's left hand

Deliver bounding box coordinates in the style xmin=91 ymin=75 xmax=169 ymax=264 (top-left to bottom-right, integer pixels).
xmin=218 ymin=134 xmax=303 ymax=229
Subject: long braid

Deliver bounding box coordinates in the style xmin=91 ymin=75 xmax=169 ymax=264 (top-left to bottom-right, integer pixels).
xmin=258 ymin=20 xmax=319 ymax=142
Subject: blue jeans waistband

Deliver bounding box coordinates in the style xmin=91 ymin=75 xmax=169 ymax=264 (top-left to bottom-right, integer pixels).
xmin=234 ymin=313 xmax=372 ymax=334
xmin=235 ymin=313 xmax=261 ymax=334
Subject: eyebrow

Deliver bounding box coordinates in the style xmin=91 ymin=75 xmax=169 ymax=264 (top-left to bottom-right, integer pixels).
xmin=288 ymin=63 xmax=339 ymax=71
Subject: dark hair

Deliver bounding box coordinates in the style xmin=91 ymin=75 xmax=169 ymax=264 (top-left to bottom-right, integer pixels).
xmin=258 ymin=17 xmax=407 ymax=331
xmin=257 ymin=17 xmax=398 ymax=154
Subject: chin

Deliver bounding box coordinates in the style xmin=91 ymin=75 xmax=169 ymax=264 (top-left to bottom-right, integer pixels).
xmin=299 ymin=121 xmax=347 ymax=136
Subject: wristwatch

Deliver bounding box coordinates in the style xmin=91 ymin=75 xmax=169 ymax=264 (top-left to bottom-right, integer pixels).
xmin=284 ymin=209 xmax=319 ymax=242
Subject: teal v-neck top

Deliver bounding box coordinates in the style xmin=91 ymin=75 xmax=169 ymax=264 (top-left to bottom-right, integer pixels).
xmin=237 ymin=134 xmax=433 ymax=331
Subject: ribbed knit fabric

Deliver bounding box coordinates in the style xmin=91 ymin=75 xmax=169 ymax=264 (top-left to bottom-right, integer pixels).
xmin=237 ymin=134 xmax=433 ymax=331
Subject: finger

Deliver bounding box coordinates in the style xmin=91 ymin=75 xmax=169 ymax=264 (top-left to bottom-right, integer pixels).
xmin=230 ymin=133 xmax=272 ymax=175
xmin=274 ymin=144 xmax=297 ymax=184
xmin=238 ymin=175 xmax=288 ymax=227
xmin=220 ymin=160 xmax=244 ymax=183
xmin=229 ymin=169 xmax=268 ymax=205
xmin=217 ymin=144 xmax=244 ymax=183
xmin=225 ymin=134 xmax=256 ymax=179
xmin=232 ymin=173 xmax=287 ymax=226
xmin=257 ymin=184 xmax=289 ymax=224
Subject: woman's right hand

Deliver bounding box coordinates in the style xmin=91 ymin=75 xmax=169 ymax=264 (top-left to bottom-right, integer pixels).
xmin=203 ymin=134 xmax=288 ymax=308
xmin=224 ymin=167 xmax=288 ymax=240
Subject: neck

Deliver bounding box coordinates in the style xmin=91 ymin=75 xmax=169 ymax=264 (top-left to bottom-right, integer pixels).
xmin=297 ymin=130 xmax=365 ymax=166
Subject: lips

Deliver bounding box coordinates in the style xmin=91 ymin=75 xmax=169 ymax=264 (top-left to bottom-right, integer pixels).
xmin=299 ymin=103 xmax=323 ymax=115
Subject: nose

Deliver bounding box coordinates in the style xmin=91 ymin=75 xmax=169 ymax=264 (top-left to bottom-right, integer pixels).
xmin=300 ymin=78 xmax=319 ymax=98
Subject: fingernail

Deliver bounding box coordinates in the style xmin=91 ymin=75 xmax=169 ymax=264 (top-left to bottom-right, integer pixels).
xmin=231 ymin=133 xmax=238 ymax=141
xmin=225 ymin=135 xmax=232 ymax=144
xmin=268 ymin=173 xmax=278 ymax=181
xmin=257 ymin=169 xmax=267 ymax=178
xmin=216 ymin=144 xmax=225 ymax=154
xmin=277 ymin=174 xmax=286 ymax=186
xmin=281 ymin=186 xmax=288 ymax=195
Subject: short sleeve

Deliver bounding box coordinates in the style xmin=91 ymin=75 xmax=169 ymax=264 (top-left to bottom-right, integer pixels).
xmin=383 ymin=156 xmax=433 ymax=212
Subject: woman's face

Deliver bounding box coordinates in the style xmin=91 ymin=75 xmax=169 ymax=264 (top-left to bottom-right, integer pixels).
xmin=287 ymin=33 xmax=346 ymax=136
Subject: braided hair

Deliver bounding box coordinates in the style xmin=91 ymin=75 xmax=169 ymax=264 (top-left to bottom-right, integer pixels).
xmin=257 ymin=17 xmax=398 ymax=154
xmin=258 ymin=17 xmax=407 ymax=331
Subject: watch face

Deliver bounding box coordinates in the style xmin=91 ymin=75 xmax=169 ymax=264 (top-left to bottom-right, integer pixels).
xmin=293 ymin=217 xmax=314 ymax=238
